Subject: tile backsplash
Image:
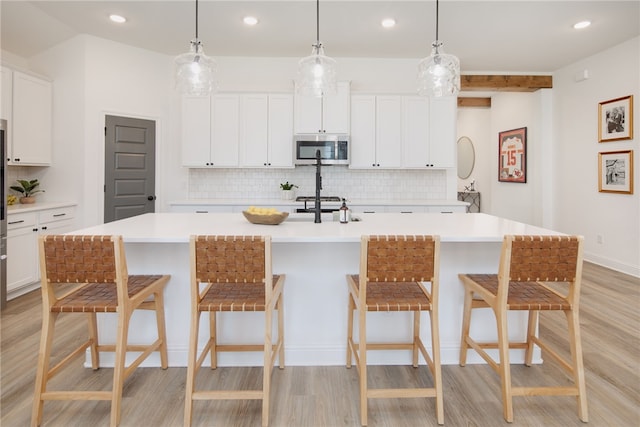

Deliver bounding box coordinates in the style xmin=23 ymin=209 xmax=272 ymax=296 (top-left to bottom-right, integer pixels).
xmin=188 ymin=167 xmax=447 ymax=200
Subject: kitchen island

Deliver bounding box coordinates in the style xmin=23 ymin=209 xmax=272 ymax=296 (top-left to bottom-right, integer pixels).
xmin=68 ymin=212 xmax=564 ymax=368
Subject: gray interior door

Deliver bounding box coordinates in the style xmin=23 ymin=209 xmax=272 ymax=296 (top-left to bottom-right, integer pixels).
xmin=104 ymin=115 xmax=156 ymax=223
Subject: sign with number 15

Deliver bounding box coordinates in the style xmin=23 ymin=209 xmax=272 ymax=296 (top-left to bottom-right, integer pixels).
xmin=498 ymin=127 xmax=527 ymax=183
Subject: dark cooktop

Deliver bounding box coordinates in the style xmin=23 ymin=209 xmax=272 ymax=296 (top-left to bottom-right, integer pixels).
xmin=295 ymin=196 xmax=341 ymax=202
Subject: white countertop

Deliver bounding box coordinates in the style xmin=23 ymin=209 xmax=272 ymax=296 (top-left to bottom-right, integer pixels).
xmin=170 ymin=199 xmax=469 ymax=207
xmin=7 ymin=201 xmax=77 ymax=214
xmin=68 ymin=212 xmax=563 ymax=244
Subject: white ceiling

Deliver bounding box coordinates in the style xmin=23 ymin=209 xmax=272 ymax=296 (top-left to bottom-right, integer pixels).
xmin=1 ymin=1 xmax=639 ymax=73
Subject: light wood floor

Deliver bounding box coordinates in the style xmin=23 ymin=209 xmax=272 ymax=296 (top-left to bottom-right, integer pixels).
xmin=2 ymin=262 xmax=639 ymax=426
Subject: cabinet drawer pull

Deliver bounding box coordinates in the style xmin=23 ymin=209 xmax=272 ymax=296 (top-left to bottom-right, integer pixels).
xmin=400 ymin=211 xmax=413 ymax=214
xmin=195 ymin=210 xmax=209 ymax=213
xmin=53 ymin=213 xmax=67 ymax=217
xmin=8 ymin=220 xmax=25 ymax=225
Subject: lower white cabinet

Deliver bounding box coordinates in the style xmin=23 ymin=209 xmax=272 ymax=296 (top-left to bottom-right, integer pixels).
xmin=6 ymin=205 xmax=76 ymax=298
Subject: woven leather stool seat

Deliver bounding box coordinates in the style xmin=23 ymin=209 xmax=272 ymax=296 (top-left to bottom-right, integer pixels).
xmin=51 ymin=275 xmax=164 ymax=313
xmin=32 ymin=235 xmax=169 ymax=427
xmin=464 ymin=274 xmax=571 ymax=311
xmin=458 ymin=235 xmax=588 ymax=423
xmin=348 ymin=275 xmax=433 ymax=311
xmin=347 ymin=235 xmax=443 ymax=426
xmin=198 ymin=275 xmax=281 ymax=312
xmin=185 ymin=235 xmax=285 ymax=427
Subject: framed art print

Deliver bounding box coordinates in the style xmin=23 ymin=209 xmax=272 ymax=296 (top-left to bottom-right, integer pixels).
xmin=498 ymin=127 xmax=527 ymax=183
xmin=598 ymin=150 xmax=634 ymax=194
xmin=598 ymin=95 xmax=634 ymax=142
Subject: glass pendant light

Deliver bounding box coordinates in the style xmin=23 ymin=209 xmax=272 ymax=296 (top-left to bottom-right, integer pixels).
xmin=175 ymin=0 xmax=217 ymax=96
xmin=296 ymin=0 xmax=337 ymax=97
xmin=417 ymin=0 xmax=460 ymax=97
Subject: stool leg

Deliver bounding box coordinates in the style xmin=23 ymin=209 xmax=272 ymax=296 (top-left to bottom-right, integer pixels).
xmin=566 ymin=309 xmax=588 ymax=422
xmin=430 ymin=310 xmax=444 ymax=425
xmin=110 ymin=310 xmax=131 ymax=427
xmin=88 ymin=312 xmax=100 ymax=370
xmin=346 ymin=294 xmax=354 ymax=368
xmin=495 ymin=309 xmax=513 ymax=423
xmin=31 ymin=311 xmax=58 ymax=427
xmin=277 ymin=295 xmax=285 ymax=369
xmin=209 ymin=311 xmax=217 ymax=369
xmin=459 ymin=287 xmax=473 ymax=366
xmin=412 ymin=311 xmax=420 ymax=367
xmin=358 ymin=306 xmax=368 ymax=426
xmin=262 ymin=305 xmax=273 ymax=427
xmin=184 ymin=308 xmax=201 ymax=427
xmin=154 ymin=291 xmax=169 ymax=369
xmin=524 ymin=310 xmax=538 ymax=366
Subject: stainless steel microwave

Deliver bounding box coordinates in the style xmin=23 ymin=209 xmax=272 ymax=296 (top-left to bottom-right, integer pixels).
xmin=294 ymin=134 xmax=349 ymax=165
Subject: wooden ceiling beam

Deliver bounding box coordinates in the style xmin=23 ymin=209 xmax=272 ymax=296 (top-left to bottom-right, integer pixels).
xmin=461 ymin=75 xmax=552 ymax=92
xmin=458 ymin=97 xmax=492 ymax=108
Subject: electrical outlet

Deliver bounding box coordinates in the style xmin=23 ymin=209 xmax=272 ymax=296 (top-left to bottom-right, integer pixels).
xmin=597 ymin=234 xmax=604 ymax=244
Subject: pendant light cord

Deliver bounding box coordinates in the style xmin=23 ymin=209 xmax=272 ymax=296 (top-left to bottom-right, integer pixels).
xmin=435 ymin=0 xmax=439 ymax=42
xmin=195 ymin=0 xmax=199 ymax=39
xmin=316 ymin=0 xmax=320 ymax=45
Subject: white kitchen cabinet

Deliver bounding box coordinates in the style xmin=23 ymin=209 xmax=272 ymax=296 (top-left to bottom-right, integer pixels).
xmin=294 ymin=81 xmax=350 ymax=134
xmin=426 ymin=205 xmax=466 ymax=213
xmin=7 ymin=212 xmax=38 ymax=293
xmin=0 ymin=67 xmax=12 ymax=156
xmin=349 ymin=95 xmax=376 ymax=168
xmin=181 ymin=94 xmax=239 ymax=167
xmin=6 ymin=205 xmax=76 ymax=299
xmin=427 ymin=97 xmax=456 ymax=168
xmin=402 ymin=96 xmax=431 ymax=167
xmin=10 ymin=71 xmax=52 ymax=165
xmin=240 ymin=94 xmax=294 ymax=168
xmin=350 ymin=95 xmax=402 ymax=169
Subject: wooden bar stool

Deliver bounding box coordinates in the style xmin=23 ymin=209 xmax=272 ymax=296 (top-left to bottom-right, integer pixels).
xmin=346 ymin=235 xmax=443 ymax=426
xmin=31 ymin=235 xmax=170 ymax=427
xmin=458 ymin=235 xmax=588 ymax=423
xmin=184 ymin=235 xmax=285 ymax=427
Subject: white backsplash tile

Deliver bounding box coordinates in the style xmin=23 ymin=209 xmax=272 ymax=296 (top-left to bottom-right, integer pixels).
xmin=188 ymin=168 xmax=447 ymax=200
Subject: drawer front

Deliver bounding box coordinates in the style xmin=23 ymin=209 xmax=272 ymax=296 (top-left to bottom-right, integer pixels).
xmin=39 ymin=206 xmax=75 ymax=224
xmin=7 ymin=212 xmax=37 ymax=230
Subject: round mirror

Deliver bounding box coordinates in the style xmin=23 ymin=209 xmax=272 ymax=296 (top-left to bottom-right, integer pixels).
xmin=457 ymin=136 xmax=475 ymax=180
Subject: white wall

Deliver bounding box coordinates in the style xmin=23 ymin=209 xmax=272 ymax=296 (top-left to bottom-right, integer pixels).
xmin=456 ymin=107 xmax=491 ymax=212
xmin=553 ymin=37 xmax=639 ymax=276
xmin=29 ymin=35 xmax=176 ymax=228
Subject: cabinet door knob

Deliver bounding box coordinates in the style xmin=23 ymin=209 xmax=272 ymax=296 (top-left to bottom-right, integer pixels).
xmin=147 ymin=196 xmax=156 ymax=201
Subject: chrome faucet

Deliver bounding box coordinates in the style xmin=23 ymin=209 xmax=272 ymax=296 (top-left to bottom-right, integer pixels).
xmin=314 ymin=149 xmax=322 ymax=223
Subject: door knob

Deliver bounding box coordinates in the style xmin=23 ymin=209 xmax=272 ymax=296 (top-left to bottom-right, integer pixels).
xmin=147 ymin=196 xmax=156 ymax=201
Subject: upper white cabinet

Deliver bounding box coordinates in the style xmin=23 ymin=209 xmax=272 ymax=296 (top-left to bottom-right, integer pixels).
xmin=350 ymin=95 xmax=403 ymax=169
xmin=294 ymin=81 xmax=350 ymax=134
xmin=240 ymin=94 xmax=294 ymax=168
xmin=427 ymin=97 xmax=456 ymax=168
xmin=2 ymin=69 xmax=52 ymax=165
xmin=0 ymin=67 xmax=12 ymax=156
xmin=404 ymin=96 xmax=456 ymax=168
xmin=181 ymin=94 xmax=239 ymax=167
xmin=351 ymin=94 xmax=456 ymax=169
xmin=402 ymin=96 xmax=431 ymax=167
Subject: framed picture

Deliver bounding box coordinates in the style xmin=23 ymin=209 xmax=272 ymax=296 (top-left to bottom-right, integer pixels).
xmin=598 ymin=95 xmax=634 ymax=142
xmin=498 ymin=127 xmax=527 ymax=183
xmin=598 ymin=150 xmax=634 ymax=194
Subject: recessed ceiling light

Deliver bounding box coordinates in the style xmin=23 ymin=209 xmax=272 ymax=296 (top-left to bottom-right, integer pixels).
xmin=109 ymin=14 xmax=127 ymax=24
xmin=573 ymin=20 xmax=591 ymax=30
xmin=243 ymin=16 xmax=258 ymax=26
xmin=381 ymin=18 xmax=396 ymax=28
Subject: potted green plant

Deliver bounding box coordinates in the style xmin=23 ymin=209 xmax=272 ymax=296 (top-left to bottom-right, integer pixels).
xmin=280 ymin=181 xmax=298 ymax=200
xmin=10 ymin=179 xmax=44 ymax=204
